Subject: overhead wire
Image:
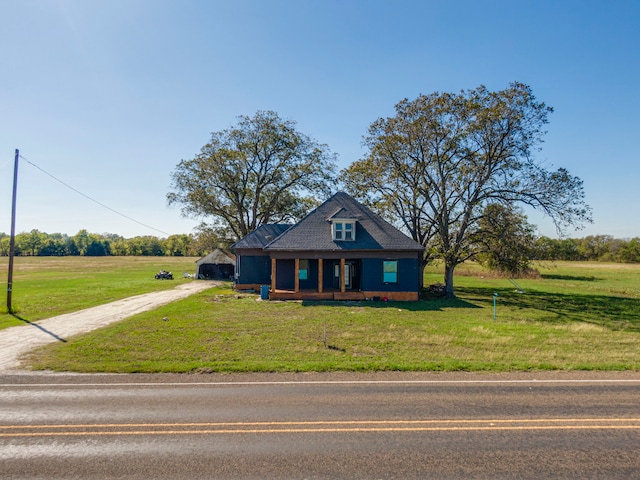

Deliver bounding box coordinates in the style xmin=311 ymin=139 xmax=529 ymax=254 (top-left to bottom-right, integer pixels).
xmin=19 ymin=154 xmax=172 ymax=236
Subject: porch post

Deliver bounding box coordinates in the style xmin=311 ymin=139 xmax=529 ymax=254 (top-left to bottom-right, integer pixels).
xmin=340 ymin=258 xmax=346 ymax=293
xmin=271 ymin=258 xmax=276 ymax=291
xmin=318 ymin=258 xmax=323 ymax=293
xmin=294 ymin=258 xmax=300 ymax=293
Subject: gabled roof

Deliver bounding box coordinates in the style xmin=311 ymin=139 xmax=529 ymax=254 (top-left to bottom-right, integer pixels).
xmin=264 ymin=192 xmax=424 ymax=252
xmin=328 ymin=207 xmax=349 ymax=219
xmin=231 ymin=224 xmax=291 ymax=250
xmin=196 ymin=249 xmax=235 ymax=266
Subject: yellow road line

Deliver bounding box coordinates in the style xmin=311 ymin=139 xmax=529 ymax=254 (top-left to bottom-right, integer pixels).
xmin=2 ymin=419 xmax=640 ymax=438
xmin=2 ymin=425 xmax=640 ymax=438
xmin=2 ymin=418 xmax=639 ymax=429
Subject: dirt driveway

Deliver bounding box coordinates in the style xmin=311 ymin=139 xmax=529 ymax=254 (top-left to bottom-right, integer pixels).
xmin=0 ymin=281 xmax=217 ymax=371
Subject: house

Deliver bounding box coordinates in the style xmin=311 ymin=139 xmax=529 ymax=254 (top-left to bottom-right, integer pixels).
xmin=195 ymin=249 xmax=235 ymax=280
xmin=232 ymin=192 xmax=424 ymax=301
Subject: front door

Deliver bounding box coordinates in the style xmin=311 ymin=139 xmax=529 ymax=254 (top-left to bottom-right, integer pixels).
xmin=333 ymin=260 xmax=360 ymax=290
xmin=344 ymin=263 xmax=352 ymax=289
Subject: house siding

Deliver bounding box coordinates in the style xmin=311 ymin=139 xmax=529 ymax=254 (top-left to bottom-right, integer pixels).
xmin=323 ymin=260 xmax=337 ymax=290
xmin=267 ymin=252 xmax=421 ymax=293
xmin=237 ymin=255 xmax=271 ymax=285
xmin=275 ymin=259 xmax=295 ymax=290
xmin=361 ymin=257 xmax=420 ymax=292
xmin=298 ymin=259 xmax=320 ymax=290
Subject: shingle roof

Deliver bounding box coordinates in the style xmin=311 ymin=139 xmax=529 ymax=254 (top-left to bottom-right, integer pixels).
xmin=264 ymin=192 xmax=424 ymax=252
xmin=196 ymin=249 xmax=235 ymax=266
xmin=231 ymin=224 xmax=291 ymax=250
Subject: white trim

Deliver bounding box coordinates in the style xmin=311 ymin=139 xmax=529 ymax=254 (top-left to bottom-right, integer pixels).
xmin=331 ymin=219 xmax=356 ymax=241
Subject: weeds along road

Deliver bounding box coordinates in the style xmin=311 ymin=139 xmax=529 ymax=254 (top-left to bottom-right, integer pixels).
xmin=1 ymin=372 xmax=639 ymax=479
xmin=0 ymin=281 xmax=217 ymax=371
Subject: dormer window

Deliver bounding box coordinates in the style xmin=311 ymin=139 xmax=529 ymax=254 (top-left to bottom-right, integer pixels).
xmin=332 ymin=220 xmax=356 ymax=241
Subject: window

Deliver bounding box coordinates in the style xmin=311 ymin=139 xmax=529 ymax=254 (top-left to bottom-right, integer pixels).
xmin=344 ymin=222 xmax=353 ymax=240
xmin=383 ymin=260 xmax=398 ymax=283
xmin=298 ymin=259 xmax=309 ymax=280
xmin=334 ymin=222 xmax=343 ymax=240
xmin=332 ymin=220 xmax=356 ymax=241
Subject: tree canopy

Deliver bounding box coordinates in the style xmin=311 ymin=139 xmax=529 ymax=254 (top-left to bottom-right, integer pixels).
xmin=473 ymin=204 xmax=538 ymax=276
xmin=168 ymin=111 xmax=337 ymax=240
xmin=343 ymin=82 xmax=591 ymax=296
xmin=0 ymin=230 xmax=206 ymax=257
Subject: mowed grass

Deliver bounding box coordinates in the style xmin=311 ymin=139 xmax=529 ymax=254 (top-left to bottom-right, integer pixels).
xmin=21 ymin=259 xmax=640 ymax=373
xmin=0 ymin=256 xmax=200 ymax=329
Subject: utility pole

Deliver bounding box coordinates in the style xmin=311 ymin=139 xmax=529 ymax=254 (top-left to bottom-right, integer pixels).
xmin=7 ymin=149 xmax=19 ymax=313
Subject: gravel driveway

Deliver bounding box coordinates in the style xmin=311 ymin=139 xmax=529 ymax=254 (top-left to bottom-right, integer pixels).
xmin=0 ymin=281 xmax=217 ymax=371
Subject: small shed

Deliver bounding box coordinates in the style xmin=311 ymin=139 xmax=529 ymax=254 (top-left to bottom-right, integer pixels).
xmin=196 ymin=249 xmax=236 ymax=280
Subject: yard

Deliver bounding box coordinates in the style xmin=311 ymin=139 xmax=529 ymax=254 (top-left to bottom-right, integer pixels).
xmin=4 ymin=257 xmax=637 ymax=373
xmin=0 ymin=256 xmax=200 ymax=329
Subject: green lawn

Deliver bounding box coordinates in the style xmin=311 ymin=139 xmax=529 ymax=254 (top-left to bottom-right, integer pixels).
xmin=0 ymin=256 xmax=200 ymax=329
xmin=16 ymin=259 xmax=640 ymax=373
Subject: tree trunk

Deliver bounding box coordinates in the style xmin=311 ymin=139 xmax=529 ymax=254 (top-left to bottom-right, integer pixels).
xmin=418 ymin=255 xmax=428 ymax=290
xmin=444 ymin=262 xmax=456 ymax=298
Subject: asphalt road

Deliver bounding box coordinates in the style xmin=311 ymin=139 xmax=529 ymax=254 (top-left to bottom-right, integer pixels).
xmin=1 ymin=372 xmax=639 ymax=479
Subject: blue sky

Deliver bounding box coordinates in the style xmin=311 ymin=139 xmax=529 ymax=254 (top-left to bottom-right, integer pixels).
xmin=1 ymin=0 xmax=638 ymax=239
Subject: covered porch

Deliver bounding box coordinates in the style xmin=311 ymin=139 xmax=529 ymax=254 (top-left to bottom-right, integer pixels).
xmin=269 ymin=289 xmax=367 ymax=301
xmin=267 ymin=256 xmax=418 ymax=301
xmin=269 ymin=257 xmax=358 ymax=300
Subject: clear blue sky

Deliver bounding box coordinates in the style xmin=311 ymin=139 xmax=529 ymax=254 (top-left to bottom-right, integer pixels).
xmin=1 ymin=0 xmax=638 ymax=239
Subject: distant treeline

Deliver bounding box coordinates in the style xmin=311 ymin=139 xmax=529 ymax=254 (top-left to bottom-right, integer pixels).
xmin=533 ymin=235 xmax=640 ymax=263
xmin=0 ymin=229 xmax=214 ymax=257
xmin=1 ymin=230 xmax=639 ymax=263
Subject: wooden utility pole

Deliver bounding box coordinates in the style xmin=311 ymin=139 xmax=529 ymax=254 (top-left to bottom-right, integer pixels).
xmin=7 ymin=149 xmax=19 ymax=313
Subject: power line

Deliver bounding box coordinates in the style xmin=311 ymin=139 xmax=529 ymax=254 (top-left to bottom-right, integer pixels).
xmin=19 ymin=154 xmax=172 ymax=237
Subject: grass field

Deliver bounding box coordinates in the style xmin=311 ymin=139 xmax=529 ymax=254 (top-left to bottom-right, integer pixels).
xmin=8 ymin=257 xmax=639 ymax=373
xmin=0 ymin=256 xmax=200 ymax=329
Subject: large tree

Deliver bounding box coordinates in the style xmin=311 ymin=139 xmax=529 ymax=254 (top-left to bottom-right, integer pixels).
xmin=473 ymin=204 xmax=538 ymax=276
xmin=343 ymin=82 xmax=591 ymax=297
xmin=168 ymin=111 xmax=337 ymax=240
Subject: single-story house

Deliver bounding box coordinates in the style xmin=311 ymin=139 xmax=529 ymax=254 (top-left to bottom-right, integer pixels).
xmin=195 ymin=249 xmax=236 ymax=280
xmin=232 ymin=192 xmax=424 ymax=301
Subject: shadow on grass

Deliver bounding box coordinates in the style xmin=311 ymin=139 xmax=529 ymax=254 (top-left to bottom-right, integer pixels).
xmin=456 ymin=286 xmax=640 ymax=332
xmin=541 ymin=274 xmax=599 ymax=282
xmin=290 ymin=285 xmax=639 ymax=331
xmin=326 ymin=344 xmax=346 ymax=353
xmin=302 ymin=297 xmax=481 ymax=311
xmin=11 ymin=314 xmax=67 ymax=342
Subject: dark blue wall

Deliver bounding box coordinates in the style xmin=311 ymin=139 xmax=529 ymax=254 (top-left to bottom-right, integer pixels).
xmin=275 ymin=259 xmax=295 ymax=290
xmin=361 ymin=257 xmax=419 ymax=292
xmin=239 ymin=254 xmax=420 ymax=293
xmin=323 ymin=260 xmax=338 ymax=290
xmin=237 ymin=255 xmax=271 ymax=285
xmin=297 ymin=259 xmax=319 ymax=290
